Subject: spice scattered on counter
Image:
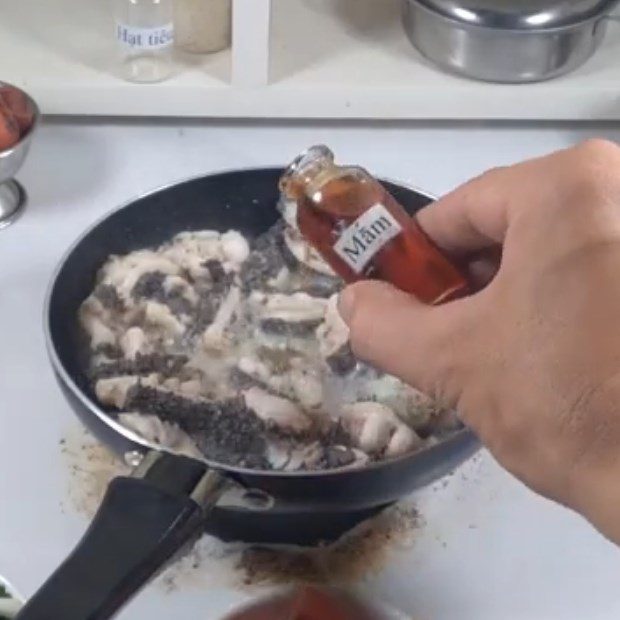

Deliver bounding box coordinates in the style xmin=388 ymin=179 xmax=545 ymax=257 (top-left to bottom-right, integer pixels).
xmin=61 ymin=425 xmax=423 ymax=592
xmin=60 ymin=426 xmax=129 ymax=517
xmin=154 ymin=502 xmax=422 ymax=593
xmin=236 ymin=505 xmax=422 ymax=588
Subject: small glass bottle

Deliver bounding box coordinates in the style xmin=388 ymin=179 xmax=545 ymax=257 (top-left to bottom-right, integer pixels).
xmin=279 ymin=145 xmax=469 ymax=305
xmin=114 ymin=0 xmax=175 ymax=83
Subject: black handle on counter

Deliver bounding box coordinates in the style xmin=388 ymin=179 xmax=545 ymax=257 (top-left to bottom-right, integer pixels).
xmin=16 ymin=452 xmax=227 ymax=620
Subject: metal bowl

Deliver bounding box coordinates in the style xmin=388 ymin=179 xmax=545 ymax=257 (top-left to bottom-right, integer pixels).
xmin=0 ymin=81 xmax=40 ymax=229
xmin=402 ymin=0 xmax=620 ymax=83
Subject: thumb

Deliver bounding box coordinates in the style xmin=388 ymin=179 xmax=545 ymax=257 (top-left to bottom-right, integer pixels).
xmin=338 ymin=280 xmax=474 ymax=403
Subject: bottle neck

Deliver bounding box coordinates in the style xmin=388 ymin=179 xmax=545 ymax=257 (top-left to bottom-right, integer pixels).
xmin=280 ymin=146 xmax=337 ymax=201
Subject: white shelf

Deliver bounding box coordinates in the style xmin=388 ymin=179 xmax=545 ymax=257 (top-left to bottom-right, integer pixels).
xmin=3 ymin=0 xmax=620 ymax=119
xmin=269 ymin=0 xmax=620 ymax=120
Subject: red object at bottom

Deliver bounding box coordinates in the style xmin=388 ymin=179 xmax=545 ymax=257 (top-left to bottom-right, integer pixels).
xmin=224 ymin=586 xmax=381 ymax=620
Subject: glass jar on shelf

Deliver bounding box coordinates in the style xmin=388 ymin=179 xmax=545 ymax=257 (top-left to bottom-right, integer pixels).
xmin=113 ymin=0 xmax=175 ymax=83
xmin=173 ymin=0 xmax=232 ymax=54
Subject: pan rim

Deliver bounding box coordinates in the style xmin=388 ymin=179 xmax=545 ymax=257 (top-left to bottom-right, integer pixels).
xmin=43 ymin=166 xmax=476 ymax=479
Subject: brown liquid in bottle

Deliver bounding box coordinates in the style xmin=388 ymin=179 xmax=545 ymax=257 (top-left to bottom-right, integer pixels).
xmin=281 ymin=147 xmax=469 ymax=305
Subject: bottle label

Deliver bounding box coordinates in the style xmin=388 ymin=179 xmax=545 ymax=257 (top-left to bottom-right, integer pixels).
xmin=116 ymin=23 xmax=174 ymax=50
xmin=333 ymin=204 xmax=403 ymax=274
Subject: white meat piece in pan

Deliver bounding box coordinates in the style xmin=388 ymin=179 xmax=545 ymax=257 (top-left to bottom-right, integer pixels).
xmin=144 ymin=301 xmax=186 ymax=337
xmin=267 ymin=266 xmax=290 ymax=290
xmin=243 ymin=387 xmax=312 ymax=434
xmin=283 ymin=225 xmax=336 ymax=277
xmin=332 ymin=446 xmax=371 ymax=470
xmin=250 ymin=291 xmax=327 ymax=323
xmin=236 ymin=354 xmax=323 ymax=411
xmin=237 ymin=354 xmax=272 ymax=383
xmin=316 ymin=294 xmax=349 ymax=359
xmin=386 ymin=424 xmax=422 ymax=457
xmin=162 ymin=275 xmax=199 ymax=306
xmin=179 ymin=378 xmax=203 ymax=399
xmin=79 ymin=296 xmax=116 ymax=349
xmin=288 ymin=360 xmax=324 ymax=410
xmin=163 ymin=230 xmax=250 ymax=278
xmin=236 ymin=355 xmax=287 ymax=394
xmin=100 ymin=250 xmax=180 ymax=303
xmin=95 ymin=374 xmax=160 ymax=409
xmin=316 ymin=294 xmax=357 ymax=375
xmin=164 ymin=231 xmax=221 ymax=279
xmin=118 ymin=413 xmax=203 ymax=460
xmin=220 ymin=230 xmax=250 ymax=267
xmin=341 ymin=401 xmax=423 ymax=457
xmin=278 ymin=195 xmax=298 ymax=230
xmin=119 ymin=326 xmax=148 ymax=360
xmin=283 ymin=441 xmax=324 ymax=471
xmin=265 ymin=440 xmax=324 ymax=471
xmin=362 ymin=374 xmax=436 ymax=428
xmin=202 ymin=286 xmax=241 ymax=350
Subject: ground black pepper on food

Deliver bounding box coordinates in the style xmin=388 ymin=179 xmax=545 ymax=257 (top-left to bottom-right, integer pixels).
xmin=94 ymin=283 xmax=125 ymax=312
xmin=132 ymin=271 xmax=195 ymax=317
xmin=91 ymin=353 xmax=189 ymax=380
xmin=124 ymin=386 xmax=267 ymax=467
xmin=325 ymin=344 xmax=357 ymax=376
xmin=239 ymin=222 xmax=289 ymax=292
xmin=260 ymin=318 xmax=322 ymax=338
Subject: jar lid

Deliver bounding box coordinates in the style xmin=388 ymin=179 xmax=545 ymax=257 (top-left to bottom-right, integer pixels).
xmin=414 ymin=0 xmax=618 ymax=29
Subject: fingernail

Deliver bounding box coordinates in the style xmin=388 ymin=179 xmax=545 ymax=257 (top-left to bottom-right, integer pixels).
xmin=337 ymin=288 xmax=355 ymax=325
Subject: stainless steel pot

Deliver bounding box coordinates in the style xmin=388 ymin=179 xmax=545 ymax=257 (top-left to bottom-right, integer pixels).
xmin=402 ymin=0 xmax=620 ymax=83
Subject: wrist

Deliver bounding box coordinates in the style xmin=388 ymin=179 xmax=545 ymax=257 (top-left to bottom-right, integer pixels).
xmin=572 ymin=457 xmax=620 ymax=544
xmin=564 ymin=372 xmax=620 ymax=544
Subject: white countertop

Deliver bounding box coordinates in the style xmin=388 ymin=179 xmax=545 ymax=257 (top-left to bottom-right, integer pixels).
xmin=1 ymin=119 xmax=620 ymax=620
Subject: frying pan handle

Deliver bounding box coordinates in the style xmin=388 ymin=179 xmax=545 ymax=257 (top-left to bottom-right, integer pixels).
xmin=15 ymin=452 xmax=228 ymax=620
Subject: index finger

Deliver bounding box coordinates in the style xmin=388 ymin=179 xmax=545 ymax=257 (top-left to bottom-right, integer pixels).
xmin=416 ymin=168 xmax=510 ymax=256
xmin=415 ymin=146 xmax=579 ymax=256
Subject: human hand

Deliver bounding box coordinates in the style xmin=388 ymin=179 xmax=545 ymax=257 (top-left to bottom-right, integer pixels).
xmin=339 ymin=140 xmax=620 ymax=543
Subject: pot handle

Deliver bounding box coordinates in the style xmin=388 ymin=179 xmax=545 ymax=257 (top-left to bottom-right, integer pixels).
xmin=15 ymin=451 xmax=228 ymax=620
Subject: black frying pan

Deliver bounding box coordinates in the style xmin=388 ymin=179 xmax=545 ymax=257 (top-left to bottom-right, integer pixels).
xmin=17 ymin=168 xmax=478 ymax=620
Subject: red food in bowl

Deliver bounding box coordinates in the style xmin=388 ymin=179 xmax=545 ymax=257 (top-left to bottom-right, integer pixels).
xmin=225 ymin=586 xmax=382 ymax=620
xmin=0 ymin=85 xmax=35 ymax=137
xmin=0 ymin=99 xmax=20 ymax=151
